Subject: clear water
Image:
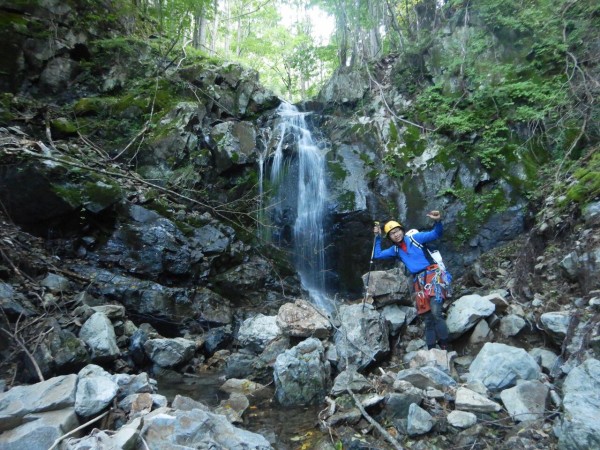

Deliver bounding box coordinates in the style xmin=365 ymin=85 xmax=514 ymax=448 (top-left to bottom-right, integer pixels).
xmin=155 ymin=372 xmax=325 ymax=449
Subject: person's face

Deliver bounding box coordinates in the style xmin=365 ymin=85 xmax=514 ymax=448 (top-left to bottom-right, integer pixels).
xmin=389 ymin=227 xmax=404 ymax=244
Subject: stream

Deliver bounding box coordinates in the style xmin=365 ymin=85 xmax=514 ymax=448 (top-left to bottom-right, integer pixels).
xmin=155 ymin=371 xmax=327 ymax=449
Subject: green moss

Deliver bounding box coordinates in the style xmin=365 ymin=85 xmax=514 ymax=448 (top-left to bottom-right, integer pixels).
xmin=82 ymin=180 xmax=122 ymax=212
xmin=51 ymin=184 xmax=83 ymax=207
xmin=327 ymin=160 xmax=348 ymax=181
xmin=564 ymin=150 xmax=600 ymax=205
xmin=51 ymin=117 xmax=78 ymax=135
xmin=454 ymin=186 xmax=510 ymax=243
xmin=403 ymin=125 xmax=427 ymax=156
xmin=337 ymin=191 xmax=356 ymax=211
xmin=0 ymin=11 xmax=28 ymax=29
xmin=73 ymin=97 xmax=115 ymax=115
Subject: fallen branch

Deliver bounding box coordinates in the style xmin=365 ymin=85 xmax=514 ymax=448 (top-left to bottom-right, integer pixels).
xmin=47 ymin=410 xmax=110 ymax=450
xmin=347 ymin=387 xmax=403 ymax=450
xmin=0 ymin=327 xmax=44 ymax=382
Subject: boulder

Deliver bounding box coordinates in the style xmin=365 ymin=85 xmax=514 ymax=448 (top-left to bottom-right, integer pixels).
xmin=467 ymin=342 xmax=541 ymax=391
xmin=273 ymin=338 xmax=331 ymax=406
xmin=276 ymin=299 xmax=331 ymax=338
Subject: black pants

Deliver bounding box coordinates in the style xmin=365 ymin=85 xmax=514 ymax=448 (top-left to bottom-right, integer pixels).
xmin=423 ymin=300 xmax=449 ymax=349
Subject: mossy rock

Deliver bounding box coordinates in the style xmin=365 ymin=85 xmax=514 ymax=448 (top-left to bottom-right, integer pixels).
xmin=52 ymin=178 xmax=122 ymax=213
xmin=51 ymin=117 xmax=78 ymax=136
xmin=73 ymin=97 xmax=114 ymax=115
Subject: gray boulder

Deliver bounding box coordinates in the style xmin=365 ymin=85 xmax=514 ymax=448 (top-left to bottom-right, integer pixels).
xmin=500 ymin=380 xmax=548 ymax=422
xmin=78 ymin=312 xmax=120 ymax=362
xmin=273 ymin=338 xmax=331 ymax=406
xmin=446 ymin=294 xmax=496 ymax=338
xmin=556 ymin=359 xmax=600 ymax=450
xmin=143 ymin=338 xmax=196 ymax=368
xmin=75 ymin=365 xmax=119 ymax=418
xmin=0 ymin=374 xmax=77 ymax=431
xmin=237 ymin=314 xmax=281 ymax=353
xmin=467 ymin=342 xmax=541 ymax=391
xmin=333 ymin=304 xmax=390 ymax=371
xmin=140 ymin=406 xmax=273 ymax=449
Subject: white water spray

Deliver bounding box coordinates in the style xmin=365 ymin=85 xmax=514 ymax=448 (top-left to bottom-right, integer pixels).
xmin=270 ymin=103 xmax=333 ymax=313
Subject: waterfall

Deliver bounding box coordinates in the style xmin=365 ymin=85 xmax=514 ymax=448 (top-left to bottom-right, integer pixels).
xmin=269 ymin=102 xmax=333 ymax=313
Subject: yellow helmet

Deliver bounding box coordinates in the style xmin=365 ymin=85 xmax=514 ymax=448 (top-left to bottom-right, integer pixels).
xmin=383 ymin=220 xmax=404 ymax=237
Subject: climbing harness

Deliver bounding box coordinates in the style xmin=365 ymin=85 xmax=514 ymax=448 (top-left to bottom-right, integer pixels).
xmin=413 ymin=265 xmax=452 ymax=314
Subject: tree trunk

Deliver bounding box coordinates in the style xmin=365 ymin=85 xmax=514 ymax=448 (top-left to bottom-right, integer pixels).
xmin=335 ymin=0 xmax=348 ymax=67
xmin=222 ymin=0 xmax=231 ymax=57
xmin=210 ymin=0 xmax=220 ymax=55
xmin=193 ymin=3 xmax=208 ymax=49
xmin=367 ymin=0 xmax=381 ymax=60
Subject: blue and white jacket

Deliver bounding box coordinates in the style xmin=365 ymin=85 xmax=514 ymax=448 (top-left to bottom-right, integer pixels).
xmin=373 ymin=222 xmax=443 ymax=275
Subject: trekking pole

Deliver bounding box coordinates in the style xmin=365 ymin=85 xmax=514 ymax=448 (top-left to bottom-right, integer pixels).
xmin=363 ymin=221 xmax=379 ymax=311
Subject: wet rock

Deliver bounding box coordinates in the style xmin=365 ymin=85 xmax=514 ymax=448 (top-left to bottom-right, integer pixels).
xmin=214 ymin=256 xmax=273 ymax=299
xmin=225 ymin=351 xmax=259 ymax=379
xmin=220 ymin=378 xmax=269 ymax=399
xmin=192 ymin=224 xmax=231 ymax=255
xmin=171 ymin=395 xmax=211 ymax=412
xmin=215 ymin=393 xmax=249 ymax=423
xmin=97 ymin=205 xmax=192 ymax=279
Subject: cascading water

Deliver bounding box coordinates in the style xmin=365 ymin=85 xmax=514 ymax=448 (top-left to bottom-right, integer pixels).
xmin=269 ymin=102 xmax=333 ymax=313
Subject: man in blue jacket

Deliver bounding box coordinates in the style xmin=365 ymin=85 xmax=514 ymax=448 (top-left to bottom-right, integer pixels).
xmin=373 ymin=211 xmax=451 ymax=350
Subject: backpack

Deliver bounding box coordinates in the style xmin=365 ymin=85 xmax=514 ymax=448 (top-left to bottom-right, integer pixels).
xmin=408 ymin=236 xmax=446 ymax=271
